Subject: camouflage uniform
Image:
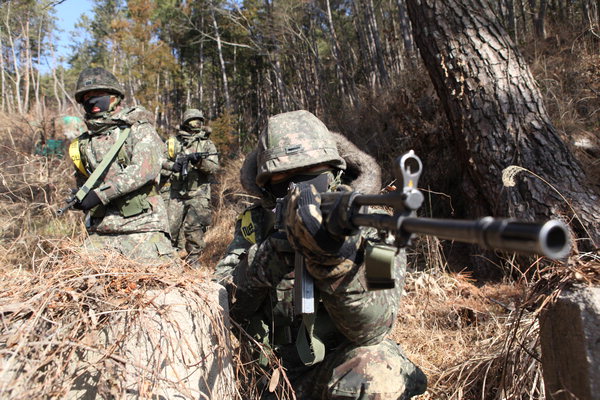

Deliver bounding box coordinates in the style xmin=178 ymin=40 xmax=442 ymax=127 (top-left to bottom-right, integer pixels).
xmin=215 ymin=110 xmax=426 ymax=399
xmin=161 ymin=109 xmax=219 ymax=263
xmin=70 ymin=67 xmax=174 ymax=261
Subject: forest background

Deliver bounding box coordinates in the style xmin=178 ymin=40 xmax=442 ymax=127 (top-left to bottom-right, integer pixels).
xmin=0 ymin=0 xmax=599 ymax=398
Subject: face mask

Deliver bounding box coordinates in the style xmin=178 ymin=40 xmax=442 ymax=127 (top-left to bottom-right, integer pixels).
xmin=266 ymin=172 xmax=331 ymax=199
xmin=83 ymin=95 xmax=111 ymax=115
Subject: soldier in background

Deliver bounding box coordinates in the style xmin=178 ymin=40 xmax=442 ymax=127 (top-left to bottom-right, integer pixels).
xmin=68 ymin=67 xmax=174 ymax=261
xmin=54 ymin=115 xmax=86 ymax=140
xmin=161 ymin=109 xmax=219 ymax=266
xmin=215 ymin=110 xmax=426 ymax=399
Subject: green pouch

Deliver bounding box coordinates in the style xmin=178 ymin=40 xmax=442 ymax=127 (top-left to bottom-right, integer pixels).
xmin=365 ymin=244 xmax=397 ymax=290
xmin=112 ymin=183 xmax=157 ymax=218
xmin=115 ymin=191 xmax=150 ymax=217
xmin=247 ymin=316 xmax=272 ymax=367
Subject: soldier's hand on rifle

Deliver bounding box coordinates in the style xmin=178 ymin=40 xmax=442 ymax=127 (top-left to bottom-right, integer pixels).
xmin=188 ymin=152 xmax=203 ymax=164
xmin=285 ymin=183 xmax=359 ymax=270
xmin=73 ymin=190 xmax=102 ymax=211
xmin=172 ymin=154 xmax=186 ymax=172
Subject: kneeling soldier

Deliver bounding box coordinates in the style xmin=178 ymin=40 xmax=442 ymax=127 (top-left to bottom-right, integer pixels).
xmin=215 ymin=110 xmax=427 ymax=399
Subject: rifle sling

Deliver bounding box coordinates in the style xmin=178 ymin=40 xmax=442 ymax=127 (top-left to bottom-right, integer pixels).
xmin=74 ymin=128 xmax=131 ymax=201
xmin=296 ymin=302 xmax=325 ymax=366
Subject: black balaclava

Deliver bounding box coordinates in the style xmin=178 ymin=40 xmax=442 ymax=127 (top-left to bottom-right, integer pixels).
xmin=266 ymin=171 xmax=332 ymax=199
xmin=83 ymin=95 xmax=112 ymax=115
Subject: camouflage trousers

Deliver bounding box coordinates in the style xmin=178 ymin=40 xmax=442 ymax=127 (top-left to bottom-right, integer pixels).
xmin=163 ymin=194 xmax=212 ymax=262
xmin=84 ymin=231 xmax=176 ymax=263
xmin=269 ymin=339 xmax=427 ymax=400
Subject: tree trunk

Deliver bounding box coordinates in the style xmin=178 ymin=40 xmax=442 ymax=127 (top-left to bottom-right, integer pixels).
xmin=49 ymin=32 xmax=63 ymax=113
xmin=405 ymin=0 xmax=600 ymax=248
xmin=0 ymin=29 xmax=6 ymax=113
xmin=21 ymin=18 xmax=31 ymax=114
xmin=325 ymin=0 xmax=348 ymax=99
xmin=533 ymin=0 xmax=548 ymax=38
xmin=366 ymin=0 xmax=389 ymax=85
xmin=5 ymin=3 xmax=23 ymax=114
xmin=396 ymin=0 xmax=416 ymax=59
xmin=210 ymin=3 xmax=230 ymax=110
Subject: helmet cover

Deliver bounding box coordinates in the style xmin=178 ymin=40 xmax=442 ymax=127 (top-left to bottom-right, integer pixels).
xmin=75 ymin=67 xmax=124 ymax=103
xmin=255 ymin=110 xmax=346 ymax=187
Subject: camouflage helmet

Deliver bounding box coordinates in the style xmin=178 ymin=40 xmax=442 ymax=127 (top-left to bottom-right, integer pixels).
xmin=74 ymin=67 xmax=124 ymax=103
xmin=255 ymin=110 xmax=346 ymax=187
xmin=182 ymin=108 xmax=205 ymax=125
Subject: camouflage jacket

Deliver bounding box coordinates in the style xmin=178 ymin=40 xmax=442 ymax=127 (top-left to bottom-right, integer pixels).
xmin=74 ymin=106 xmax=169 ymax=234
xmin=161 ymin=131 xmax=219 ymax=199
xmin=214 ymin=201 xmax=405 ymax=362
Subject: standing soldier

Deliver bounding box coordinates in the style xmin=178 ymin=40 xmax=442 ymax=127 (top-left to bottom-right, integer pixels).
xmin=161 ymin=109 xmax=219 ymax=266
xmin=68 ymin=67 xmax=174 ymax=261
xmin=215 ymin=110 xmax=427 ymax=399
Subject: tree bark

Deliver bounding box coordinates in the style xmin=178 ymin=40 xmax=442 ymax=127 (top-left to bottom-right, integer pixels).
xmin=405 ymin=0 xmax=600 ymax=248
xmin=0 ymin=28 xmax=6 ymax=113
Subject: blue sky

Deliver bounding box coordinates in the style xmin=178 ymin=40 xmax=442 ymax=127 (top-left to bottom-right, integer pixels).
xmin=47 ymin=0 xmax=94 ymax=69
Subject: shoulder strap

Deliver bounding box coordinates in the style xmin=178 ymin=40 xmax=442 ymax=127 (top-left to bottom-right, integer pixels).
xmin=73 ymin=128 xmax=131 ymax=202
xmin=69 ymin=138 xmax=88 ymax=177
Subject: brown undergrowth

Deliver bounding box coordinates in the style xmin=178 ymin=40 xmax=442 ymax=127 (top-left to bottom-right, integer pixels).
xmin=0 ymin=246 xmax=238 ymax=399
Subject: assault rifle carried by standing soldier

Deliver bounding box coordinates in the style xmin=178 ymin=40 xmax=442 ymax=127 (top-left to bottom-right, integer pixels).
xmin=160 ymin=108 xmax=219 ymax=267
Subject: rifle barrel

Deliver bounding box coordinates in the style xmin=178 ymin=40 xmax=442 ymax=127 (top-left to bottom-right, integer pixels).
xmin=351 ymin=214 xmax=570 ymax=260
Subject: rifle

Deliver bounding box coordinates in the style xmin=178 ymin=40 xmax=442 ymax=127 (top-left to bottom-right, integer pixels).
xmin=277 ymin=150 xmax=570 ymax=310
xmin=176 ymin=151 xmax=219 ymax=178
xmin=56 ymin=193 xmax=79 ymax=216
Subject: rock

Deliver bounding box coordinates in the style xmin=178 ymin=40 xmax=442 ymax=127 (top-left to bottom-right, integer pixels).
xmin=539 ymin=286 xmax=600 ymax=400
xmin=68 ymin=282 xmax=237 ymax=399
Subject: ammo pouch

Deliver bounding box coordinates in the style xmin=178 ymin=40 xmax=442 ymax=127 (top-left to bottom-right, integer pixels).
xmin=113 ymin=183 xmax=158 ymax=217
xmin=90 ymin=183 xmax=158 ymax=219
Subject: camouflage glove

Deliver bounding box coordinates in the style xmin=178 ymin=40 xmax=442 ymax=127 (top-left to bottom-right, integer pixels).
xmin=285 ymin=183 xmax=360 ymax=272
xmin=247 ymin=231 xmax=295 ymax=287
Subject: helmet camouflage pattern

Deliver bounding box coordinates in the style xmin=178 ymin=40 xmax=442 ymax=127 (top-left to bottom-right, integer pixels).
xmin=74 ymin=67 xmax=124 ymax=103
xmin=182 ymin=108 xmax=205 ymax=125
xmin=255 ymin=110 xmax=346 ymax=187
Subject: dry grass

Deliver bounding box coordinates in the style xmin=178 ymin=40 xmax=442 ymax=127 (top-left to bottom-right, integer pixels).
xmin=198 ymin=155 xmax=258 ymax=270
xmin=0 ymin=112 xmax=84 ymax=268
xmin=0 ymin=245 xmax=236 ymax=399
